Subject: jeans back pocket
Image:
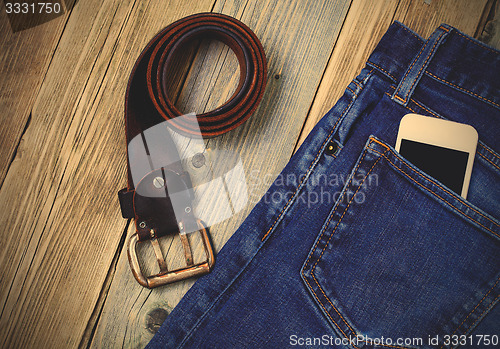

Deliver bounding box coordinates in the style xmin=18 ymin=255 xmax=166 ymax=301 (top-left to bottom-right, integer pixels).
xmin=301 ymin=136 xmax=500 ymax=349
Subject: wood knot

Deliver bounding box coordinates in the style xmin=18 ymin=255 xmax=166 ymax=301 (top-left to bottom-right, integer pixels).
xmin=145 ymin=308 xmax=169 ymax=333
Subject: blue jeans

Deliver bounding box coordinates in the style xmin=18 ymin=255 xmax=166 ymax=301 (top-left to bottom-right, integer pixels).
xmin=147 ymin=22 xmax=500 ymax=349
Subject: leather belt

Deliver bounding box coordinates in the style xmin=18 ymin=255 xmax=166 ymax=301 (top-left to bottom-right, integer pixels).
xmin=118 ymin=13 xmax=267 ymax=288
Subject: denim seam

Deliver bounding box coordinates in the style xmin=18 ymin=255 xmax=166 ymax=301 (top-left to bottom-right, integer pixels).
xmin=396 ymin=22 xmax=424 ymax=42
xmin=478 ymin=152 xmax=500 ymax=171
xmin=394 ymin=26 xmax=449 ymax=104
xmin=304 ymin=145 xmax=413 ymax=349
xmin=443 ymin=277 xmax=500 ymax=348
xmin=366 ymin=61 xmax=397 ymax=82
xmin=260 ymin=79 xmax=365 ymax=242
xmin=352 ymin=79 xmax=362 ymax=90
xmin=176 ymin=84 xmax=362 ymax=347
xmin=407 ymin=96 xmax=500 ymax=158
xmin=402 ymin=26 xmax=450 ymax=102
xmin=177 ymin=248 xmax=269 ymax=348
xmin=311 ymin=148 xmax=387 ymax=335
xmin=302 ymin=138 xmax=372 ymax=342
xmin=455 ymin=30 xmax=499 ymax=54
xmin=392 ymin=30 xmax=433 ymax=102
xmin=463 ymin=294 xmax=499 ymax=337
xmin=306 ymin=142 xmax=374 ymax=337
xmin=404 ymin=98 xmax=500 ymax=171
xmin=369 ymin=144 xmax=499 ymax=237
xmin=424 ymin=71 xmax=500 ymax=109
xmin=405 ymin=100 xmax=500 ymax=167
xmin=384 ymin=91 xmax=500 ymax=167
xmin=481 ymin=143 xmax=500 ymax=160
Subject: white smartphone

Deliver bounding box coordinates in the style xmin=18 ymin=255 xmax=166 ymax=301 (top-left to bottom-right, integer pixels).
xmin=395 ymin=114 xmax=478 ymax=199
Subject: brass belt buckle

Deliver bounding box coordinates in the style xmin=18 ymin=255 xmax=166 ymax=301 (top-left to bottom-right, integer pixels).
xmin=127 ymin=220 xmax=215 ymax=288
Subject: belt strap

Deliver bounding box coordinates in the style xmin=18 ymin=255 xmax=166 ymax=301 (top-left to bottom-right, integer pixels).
xmin=118 ymin=13 xmax=267 ymax=288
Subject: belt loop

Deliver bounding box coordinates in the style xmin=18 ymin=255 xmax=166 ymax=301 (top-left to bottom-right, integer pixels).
xmin=392 ymin=24 xmax=452 ymax=106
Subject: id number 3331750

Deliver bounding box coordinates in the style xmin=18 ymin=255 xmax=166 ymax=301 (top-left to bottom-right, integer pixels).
xmin=4 ymin=2 xmax=62 ymax=14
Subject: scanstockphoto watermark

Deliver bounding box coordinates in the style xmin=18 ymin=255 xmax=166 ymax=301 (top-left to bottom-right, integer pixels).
xmin=289 ymin=334 xmax=499 ymax=347
xmin=248 ymin=169 xmax=379 ymax=207
xmin=290 ymin=334 xmax=424 ymax=347
xmin=289 ymin=334 xmax=424 ymax=347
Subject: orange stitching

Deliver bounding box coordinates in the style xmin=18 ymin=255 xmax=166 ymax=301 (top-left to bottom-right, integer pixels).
xmin=401 ymin=30 xmax=448 ymax=102
xmin=261 ymin=86 xmax=359 ymax=242
xmin=346 ymin=86 xmax=355 ymax=95
xmin=393 ymin=94 xmax=406 ymax=103
xmin=446 ymin=277 xmax=500 ymax=343
xmin=311 ymin=272 xmax=356 ymax=335
xmin=397 ymin=23 xmax=424 ymax=42
xmin=408 ymin=98 xmax=494 ymax=156
xmin=478 ymin=152 xmax=500 ymax=171
xmin=307 ymin=147 xmax=414 ymax=349
xmin=386 ymin=91 xmax=500 ymax=172
xmin=455 ymin=30 xmax=499 ymax=54
xmin=311 ymin=149 xmax=387 ymax=273
xmin=480 ymin=143 xmax=500 ymax=160
xmin=311 ymin=147 xmax=389 ymax=335
xmin=425 ymin=71 xmax=500 ymax=108
xmin=303 ymin=141 xmax=374 ymax=272
xmin=439 ymin=25 xmax=450 ymax=33
xmin=369 ymin=137 xmax=388 ymax=147
xmin=368 ymin=62 xmax=397 ymax=81
xmin=393 ymin=34 xmax=431 ymax=102
xmin=352 ymin=80 xmax=362 ymax=90
xmin=464 ymin=294 xmax=500 ymax=336
xmin=302 ymin=144 xmax=401 ymax=349
xmin=302 ymin=274 xmax=357 ymax=347
xmin=369 ymin=146 xmax=500 ymax=236
xmin=372 ymin=113 xmax=499 ymax=230
xmin=302 ymin=142 xmax=375 ymax=338
xmin=405 ymin=97 xmax=500 ymax=162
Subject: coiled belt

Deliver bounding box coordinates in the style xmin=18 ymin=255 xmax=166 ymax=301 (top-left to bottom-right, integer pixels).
xmin=118 ymin=13 xmax=267 ymax=288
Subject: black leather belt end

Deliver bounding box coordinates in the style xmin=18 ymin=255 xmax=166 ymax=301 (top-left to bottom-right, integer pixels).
xmin=118 ymin=188 xmax=135 ymax=219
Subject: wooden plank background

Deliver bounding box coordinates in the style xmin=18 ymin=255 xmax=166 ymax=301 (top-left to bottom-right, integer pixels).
xmin=0 ymin=0 xmax=498 ymax=348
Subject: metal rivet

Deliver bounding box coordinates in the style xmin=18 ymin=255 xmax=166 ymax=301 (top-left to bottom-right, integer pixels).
xmin=192 ymin=153 xmax=205 ymax=168
xmin=139 ymin=221 xmax=146 ymax=229
xmin=153 ymin=176 xmax=165 ymax=189
xmin=325 ymin=141 xmax=338 ymax=156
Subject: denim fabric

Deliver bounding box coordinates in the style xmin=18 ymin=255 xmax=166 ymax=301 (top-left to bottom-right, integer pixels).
xmin=147 ymin=22 xmax=500 ymax=349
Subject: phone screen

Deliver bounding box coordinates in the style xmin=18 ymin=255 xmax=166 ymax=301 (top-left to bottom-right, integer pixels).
xmin=399 ymin=139 xmax=469 ymax=195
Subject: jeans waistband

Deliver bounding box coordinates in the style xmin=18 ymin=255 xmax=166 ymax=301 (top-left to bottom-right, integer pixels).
xmin=367 ymin=21 xmax=500 ymax=110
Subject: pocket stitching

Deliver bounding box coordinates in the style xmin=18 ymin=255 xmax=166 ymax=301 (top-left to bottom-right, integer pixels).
xmin=311 ymin=148 xmax=390 ymax=343
xmin=302 ymin=143 xmax=409 ymax=349
xmin=385 ymin=89 xmax=500 ymax=164
xmin=369 ymin=140 xmax=500 ymax=237
xmin=441 ymin=277 xmax=500 ymax=349
xmin=478 ymin=151 xmax=500 ymax=171
xmin=307 ymin=143 xmax=376 ymax=337
xmin=303 ymin=138 xmax=499 ymax=348
xmin=260 ymin=81 xmax=364 ymax=242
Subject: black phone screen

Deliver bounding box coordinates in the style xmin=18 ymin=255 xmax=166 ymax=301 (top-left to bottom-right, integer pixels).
xmin=399 ymin=139 xmax=469 ymax=195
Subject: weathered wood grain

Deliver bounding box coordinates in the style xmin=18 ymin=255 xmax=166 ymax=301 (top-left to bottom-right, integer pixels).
xmin=295 ymin=0 xmax=491 ymax=150
xmin=295 ymin=0 xmax=400 ymax=149
xmin=1 ymin=0 xmax=497 ymax=348
xmin=89 ymin=0 xmax=353 ymax=347
xmin=477 ymin=0 xmax=500 ymax=48
xmin=0 ymin=0 xmax=216 ymax=348
xmin=394 ymin=0 xmax=490 ymax=38
xmin=0 ymin=3 xmax=71 ymax=186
